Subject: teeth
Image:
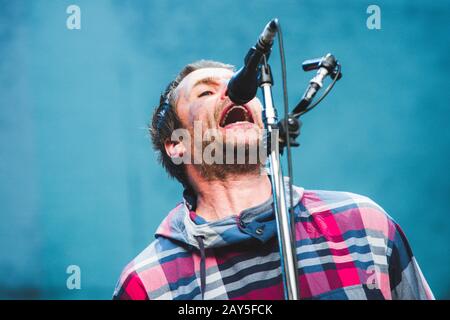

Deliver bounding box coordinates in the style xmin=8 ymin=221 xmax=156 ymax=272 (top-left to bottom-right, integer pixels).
xmin=221 ymin=106 xmax=250 ymax=126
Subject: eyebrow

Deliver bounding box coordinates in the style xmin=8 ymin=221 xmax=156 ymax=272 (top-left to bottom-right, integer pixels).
xmin=175 ymin=75 xmax=226 ymax=104
xmin=192 ymin=76 xmax=222 ymax=90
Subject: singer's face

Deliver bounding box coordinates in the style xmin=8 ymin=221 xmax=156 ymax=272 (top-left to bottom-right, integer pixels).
xmin=172 ymin=67 xmax=266 ymax=178
xmin=174 ymin=67 xmax=264 ymax=138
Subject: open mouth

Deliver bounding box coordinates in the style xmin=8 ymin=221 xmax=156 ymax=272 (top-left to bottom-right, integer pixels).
xmin=219 ymin=104 xmax=254 ymax=128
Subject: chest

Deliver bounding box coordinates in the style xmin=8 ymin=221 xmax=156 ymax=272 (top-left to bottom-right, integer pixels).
xmin=162 ymin=237 xmax=390 ymax=300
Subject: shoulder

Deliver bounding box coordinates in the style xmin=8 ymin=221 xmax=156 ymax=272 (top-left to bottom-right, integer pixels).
xmin=300 ymin=189 xmax=397 ymax=240
xmin=301 ymin=189 xmax=384 ymax=211
xmin=112 ymin=241 xmax=158 ymax=300
xmin=113 ymin=236 xmax=186 ymax=300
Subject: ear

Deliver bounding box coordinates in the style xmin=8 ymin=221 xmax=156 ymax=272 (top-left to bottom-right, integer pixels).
xmin=164 ymin=138 xmax=187 ymax=159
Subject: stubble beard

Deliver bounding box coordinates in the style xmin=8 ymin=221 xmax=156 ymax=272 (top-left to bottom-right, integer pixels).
xmin=189 ymin=124 xmax=267 ymax=181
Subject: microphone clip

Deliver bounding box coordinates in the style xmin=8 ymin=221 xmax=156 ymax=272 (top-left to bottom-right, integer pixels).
xmin=277 ymin=115 xmax=302 ymax=154
xmin=302 ymin=53 xmax=342 ymax=80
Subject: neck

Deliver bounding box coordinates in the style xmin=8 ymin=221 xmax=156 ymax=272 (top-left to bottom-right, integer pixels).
xmin=187 ymin=168 xmax=272 ymax=221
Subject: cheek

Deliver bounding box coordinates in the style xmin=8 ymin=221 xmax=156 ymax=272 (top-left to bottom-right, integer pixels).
xmin=188 ymin=103 xmax=205 ymax=125
xmin=176 ymin=104 xmax=191 ymax=128
xmin=249 ymin=100 xmax=263 ymax=120
xmin=189 ymin=99 xmax=219 ymax=126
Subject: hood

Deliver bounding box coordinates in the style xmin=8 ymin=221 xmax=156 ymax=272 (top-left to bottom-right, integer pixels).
xmin=155 ymin=179 xmax=304 ymax=250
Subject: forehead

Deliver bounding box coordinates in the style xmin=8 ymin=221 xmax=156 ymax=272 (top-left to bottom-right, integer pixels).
xmin=175 ymin=67 xmax=234 ymax=99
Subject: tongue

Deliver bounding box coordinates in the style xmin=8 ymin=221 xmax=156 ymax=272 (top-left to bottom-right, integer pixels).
xmin=223 ymin=107 xmax=247 ymax=126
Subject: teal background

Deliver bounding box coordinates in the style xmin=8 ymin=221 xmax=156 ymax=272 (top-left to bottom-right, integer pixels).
xmin=0 ymin=0 xmax=449 ymax=299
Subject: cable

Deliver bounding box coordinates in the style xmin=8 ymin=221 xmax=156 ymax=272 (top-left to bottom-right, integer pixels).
xmin=273 ymin=19 xmax=299 ymax=297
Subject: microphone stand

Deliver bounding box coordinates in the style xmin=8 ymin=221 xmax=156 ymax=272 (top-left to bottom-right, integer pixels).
xmin=259 ymin=56 xmax=299 ymax=300
xmin=244 ymin=19 xmax=341 ymax=300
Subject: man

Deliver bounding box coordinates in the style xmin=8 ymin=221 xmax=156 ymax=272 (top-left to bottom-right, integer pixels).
xmin=113 ymin=60 xmax=434 ymax=300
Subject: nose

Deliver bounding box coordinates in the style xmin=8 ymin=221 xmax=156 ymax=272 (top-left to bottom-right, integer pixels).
xmin=220 ymin=81 xmax=229 ymax=100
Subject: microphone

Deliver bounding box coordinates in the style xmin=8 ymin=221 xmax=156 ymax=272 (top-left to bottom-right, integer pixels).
xmin=293 ymin=53 xmax=341 ymax=114
xmin=227 ymin=19 xmax=278 ymax=105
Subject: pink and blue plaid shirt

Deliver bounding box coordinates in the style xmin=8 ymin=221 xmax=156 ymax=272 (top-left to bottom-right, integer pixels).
xmin=113 ymin=185 xmax=434 ymax=300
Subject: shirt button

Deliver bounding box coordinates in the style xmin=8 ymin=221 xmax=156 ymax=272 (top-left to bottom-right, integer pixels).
xmin=255 ymin=227 xmax=264 ymax=235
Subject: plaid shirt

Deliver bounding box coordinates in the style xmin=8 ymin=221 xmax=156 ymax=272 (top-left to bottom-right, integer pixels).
xmin=113 ymin=185 xmax=434 ymax=300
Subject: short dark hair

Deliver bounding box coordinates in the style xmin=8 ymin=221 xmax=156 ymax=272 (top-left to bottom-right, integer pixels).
xmin=149 ymin=60 xmax=234 ymax=188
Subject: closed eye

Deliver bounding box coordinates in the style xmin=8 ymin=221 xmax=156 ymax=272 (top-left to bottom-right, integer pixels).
xmin=198 ymin=90 xmax=214 ymax=98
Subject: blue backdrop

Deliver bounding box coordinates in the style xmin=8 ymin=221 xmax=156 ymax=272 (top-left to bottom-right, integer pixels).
xmin=0 ymin=0 xmax=449 ymax=299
